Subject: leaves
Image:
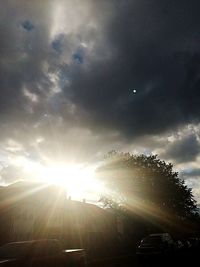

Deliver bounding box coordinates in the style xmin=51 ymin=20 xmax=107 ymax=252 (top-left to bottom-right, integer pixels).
xmin=98 ymin=151 xmax=198 ymax=219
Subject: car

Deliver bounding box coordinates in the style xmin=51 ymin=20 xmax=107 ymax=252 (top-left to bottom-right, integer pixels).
xmin=136 ymin=233 xmax=175 ymax=257
xmin=181 ymin=239 xmax=192 ymax=250
xmin=0 ymin=239 xmax=87 ymax=267
xmin=188 ymin=237 xmax=199 ymax=248
xmin=175 ymin=240 xmax=184 ymax=250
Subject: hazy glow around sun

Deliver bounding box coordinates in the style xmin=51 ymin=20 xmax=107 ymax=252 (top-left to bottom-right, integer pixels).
xmin=9 ymin=156 xmax=104 ymax=201
xmin=40 ymin=163 xmax=103 ymax=199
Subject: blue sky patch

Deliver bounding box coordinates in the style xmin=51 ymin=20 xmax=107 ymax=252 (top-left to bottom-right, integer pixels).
xmin=21 ymin=20 xmax=34 ymax=31
xmin=52 ymin=39 xmax=62 ymax=54
xmin=72 ymin=51 xmax=84 ymax=64
xmin=51 ymin=34 xmax=64 ymax=54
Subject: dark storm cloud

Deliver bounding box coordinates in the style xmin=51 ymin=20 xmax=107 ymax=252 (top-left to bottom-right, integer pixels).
xmin=0 ymin=0 xmax=114 ymax=168
xmin=1 ymin=0 xmax=200 ymax=140
xmin=0 ymin=1 xmax=80 ymax=146
xmin=163 ymin=134 xmax=200 ymax=163
xmin=0 ymin=2 xmax=52 ymax=120
xmin=64 ymin=0 xmax=200 ymax=138
xmin=0 ymin=0 xmax=200 ymax=167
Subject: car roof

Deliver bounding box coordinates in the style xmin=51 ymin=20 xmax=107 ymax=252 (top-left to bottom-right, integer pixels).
xmin=149 ymin=233 xmax=170 ymax=237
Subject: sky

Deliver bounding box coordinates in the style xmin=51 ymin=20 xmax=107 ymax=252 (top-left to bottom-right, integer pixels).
xmin=0 ymin=0 xmax=200 ymax=202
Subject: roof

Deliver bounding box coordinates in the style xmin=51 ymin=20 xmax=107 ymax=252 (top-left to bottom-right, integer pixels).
xmin=0 ymin=182 xmax=66 ymax=210
xmin=0 ymin=182 xmax=111 ymax=220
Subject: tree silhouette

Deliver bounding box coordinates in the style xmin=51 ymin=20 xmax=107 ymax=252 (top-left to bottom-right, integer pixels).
xmin=97 ymin=151 xmax=198 ymax=230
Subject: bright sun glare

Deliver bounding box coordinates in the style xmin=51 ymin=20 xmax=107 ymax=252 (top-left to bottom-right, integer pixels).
xmin=35 ymin=163 xmax=103 ymax=200
xmin=11 ymin=156 xmax=105 ymax=201
xmin=18 ymin=161 xmax=104 ymax=199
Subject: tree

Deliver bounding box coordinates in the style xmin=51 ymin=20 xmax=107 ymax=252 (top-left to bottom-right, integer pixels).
xmin=97 ymin=151 xmax=198 ymax=232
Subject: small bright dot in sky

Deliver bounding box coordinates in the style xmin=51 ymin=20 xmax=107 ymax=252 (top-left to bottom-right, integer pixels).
xmin=133 ymin=89 xmax=137 ymax=93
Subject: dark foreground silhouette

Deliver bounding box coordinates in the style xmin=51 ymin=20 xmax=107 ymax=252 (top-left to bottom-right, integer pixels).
xmin=87 ymin=237 xmax=200 ymax=267
xmin=0 ymin=239 xmax=86 ymax=267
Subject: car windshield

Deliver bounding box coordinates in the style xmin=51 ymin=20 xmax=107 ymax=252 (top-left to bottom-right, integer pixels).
xmin=0 ymin=242 xmax=32 ymax=259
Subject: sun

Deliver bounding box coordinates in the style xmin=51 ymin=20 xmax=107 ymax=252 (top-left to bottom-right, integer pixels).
xmin=38 ymin=163 xmax=104 ymax=200
xmin=10 ymin=156 xmax=105 ymax=201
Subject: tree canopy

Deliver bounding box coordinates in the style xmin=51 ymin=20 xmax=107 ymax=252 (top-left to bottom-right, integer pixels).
xmin=97 ymin=151 xmax=197 ymax=225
